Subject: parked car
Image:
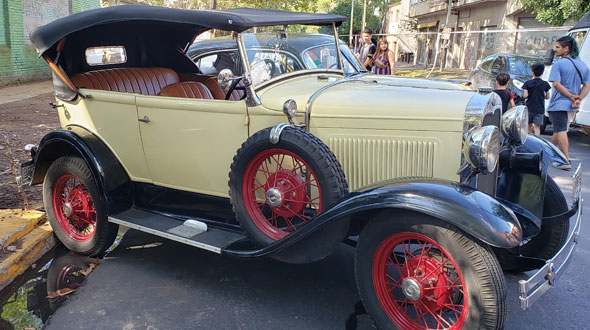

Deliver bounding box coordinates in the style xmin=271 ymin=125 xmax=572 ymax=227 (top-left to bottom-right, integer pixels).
xmin=469 ymin=54 xmax=543 ymax=104
xmin=22 ymin=5 xmax=582 ymax=330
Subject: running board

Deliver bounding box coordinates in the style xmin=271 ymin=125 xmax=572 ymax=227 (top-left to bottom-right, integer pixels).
xmin=108 ymin=209 xmax=246 ymax=254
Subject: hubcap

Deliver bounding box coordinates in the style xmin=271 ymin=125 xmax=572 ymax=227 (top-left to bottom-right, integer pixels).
xmin=266 ymin=188 xmax=283 ymax=207
xmin=401 ymin=278 xmax=422 ymax=301
xmin=62 ymin=203 xmax=73 ymax=217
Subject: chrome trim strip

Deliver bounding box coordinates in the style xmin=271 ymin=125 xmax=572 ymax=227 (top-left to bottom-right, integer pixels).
xmin=518 ymin=164 xmax=583 ymax=309
xmin=270 ymin=123 xmax=289 ymax=144
xmin=108 ymin=217 xmax=221 ymax=254
xmin=305 ymin=78 xmax=363 ymax=131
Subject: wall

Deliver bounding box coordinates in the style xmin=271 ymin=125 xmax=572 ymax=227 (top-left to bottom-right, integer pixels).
xmin=0 ymin=0 xmax=100 ymax=86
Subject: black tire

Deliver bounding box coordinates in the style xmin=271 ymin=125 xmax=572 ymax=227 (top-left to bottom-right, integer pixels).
xmin=519 ymin=176 xmax=569 ymax=260
xmin=229 ymin=127 xmax=348 ymax=262
xmin=355 ymin=211 xmax=506 ymax=330
xmin=43 ymin=156 xmax=118 ymax=257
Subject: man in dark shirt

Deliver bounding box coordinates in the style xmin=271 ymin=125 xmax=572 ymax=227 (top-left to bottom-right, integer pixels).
xmin=357 ymin=29 xmax=376 ymax=70
xmin=523 ymin=62 xmax=551 ymax=136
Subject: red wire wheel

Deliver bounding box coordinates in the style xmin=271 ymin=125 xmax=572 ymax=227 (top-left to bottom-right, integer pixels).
xmin=229 ymin=127 xmax=349 ymax=262
xmin=242 ymin=148 xmax=322 ymax=240
xmin=373 ymin=232 xmax=467 ymax=330
xmin=52 ymin=174 xmax=97 ymax=241
xmin=43 ymin=156 xmax=119 ymax=257
xmin=355 ymin=214 xmax=507 ymax=330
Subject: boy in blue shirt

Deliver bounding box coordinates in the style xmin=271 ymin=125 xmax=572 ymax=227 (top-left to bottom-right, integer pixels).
xmin=547 ymin=36 xmax=590 ymax=170
xmin=523 ymin=63 xmax=551 ymax=136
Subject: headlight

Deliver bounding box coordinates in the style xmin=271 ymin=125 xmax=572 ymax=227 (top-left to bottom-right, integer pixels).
xmin=463 ymin=125 xmax=500 ymax=173
xmin=502 ymin=105 xmax=528 ymax=145
xmin=512 ymin=79 xmax=524 ymax=90
xmin=283 ymin=99 xmax=297 ymax=118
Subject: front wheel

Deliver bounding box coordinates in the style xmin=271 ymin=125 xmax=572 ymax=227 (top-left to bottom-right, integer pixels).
xmin=355 ymin=212 xmax=506 ymax=330
xmin=43 ymin=156 xmax=118 ymax=257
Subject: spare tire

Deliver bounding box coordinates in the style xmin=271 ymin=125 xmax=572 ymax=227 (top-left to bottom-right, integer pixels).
xmin=229 ymin=126 xmax=348 ymax=262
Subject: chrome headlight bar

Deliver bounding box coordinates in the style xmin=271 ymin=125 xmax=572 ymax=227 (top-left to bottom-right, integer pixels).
xmin=463 ymin=125 xmax=501 ymax=173
xmin=502 ymin=105 xmax=529 ymax=145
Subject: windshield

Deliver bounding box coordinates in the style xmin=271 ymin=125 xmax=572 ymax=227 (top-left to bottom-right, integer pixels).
xmin=241 ymin=25 xmax=345 ymax=86
xmin=508 ymin=56 xmax=541 ymax=76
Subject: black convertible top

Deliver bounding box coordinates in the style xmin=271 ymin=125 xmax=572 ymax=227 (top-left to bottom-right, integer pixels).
xmin=572 ymin=11 xmax=590 ymax=30
xmin=30 ymin=5 xmax=345 ymax=56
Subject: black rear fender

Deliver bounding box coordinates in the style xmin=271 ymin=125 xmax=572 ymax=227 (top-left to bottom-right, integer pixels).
xmin=31 ymin=127 xmax=132 ymax=214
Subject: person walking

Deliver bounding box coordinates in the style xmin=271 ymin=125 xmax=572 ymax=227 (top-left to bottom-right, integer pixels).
xmin=547 ymin=35 xmax=590 ymax=170
xmin=493 ymin=72 xmax=516 ymax=114
xmin=523 ymin=62 xmax=551 ymax=136
xmin=371 ymin=38 xmax=396 ymax=75
xmin=357 ymin=29 xmax=376 ymax=71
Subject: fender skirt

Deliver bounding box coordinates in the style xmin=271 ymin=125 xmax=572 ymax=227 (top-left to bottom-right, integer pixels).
xmin=223 ymin=179 xmax=522 ymax=258
xmin=29 ymin=126 xmax=132 ymax=214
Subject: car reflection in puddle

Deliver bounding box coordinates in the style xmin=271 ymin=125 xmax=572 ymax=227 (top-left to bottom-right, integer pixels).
xmin=0 ymin=246 xmax=98 ymax=329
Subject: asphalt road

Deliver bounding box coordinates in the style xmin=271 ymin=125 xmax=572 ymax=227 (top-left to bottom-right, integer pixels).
xmin=44 ymin=130 xmax=590 ymax=330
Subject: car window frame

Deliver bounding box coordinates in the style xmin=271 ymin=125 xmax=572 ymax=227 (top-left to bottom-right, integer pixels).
xmin=479 ymin=55 xmax=495 ymax=72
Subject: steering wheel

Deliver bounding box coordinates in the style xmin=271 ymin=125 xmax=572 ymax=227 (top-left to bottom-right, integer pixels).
xmin=225 ymin=76 xmax=245 ymax=100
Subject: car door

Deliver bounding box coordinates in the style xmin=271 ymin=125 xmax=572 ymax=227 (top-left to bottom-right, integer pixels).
xmin=135 ymin=94 xmax=248 ymax=198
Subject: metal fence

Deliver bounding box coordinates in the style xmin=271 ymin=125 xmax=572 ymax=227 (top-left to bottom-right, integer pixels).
xmin=345 ymin=26 xmax=571 ymax=71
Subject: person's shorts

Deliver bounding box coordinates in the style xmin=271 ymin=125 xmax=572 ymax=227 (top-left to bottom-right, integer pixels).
xmin=529 ymin=113 xmax=544 ymax=126
xmin=548 ymin=111 xmax=573 ymax=133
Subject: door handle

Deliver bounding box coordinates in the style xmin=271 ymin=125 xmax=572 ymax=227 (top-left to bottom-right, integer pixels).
xmin=138 ymin=115 xmax=151 ymax=123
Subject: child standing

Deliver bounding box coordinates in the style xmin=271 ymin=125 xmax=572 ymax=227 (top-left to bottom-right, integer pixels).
xmin=493 ymin=73 xmax=516 ymax=114
xmin=523 ymin=63 xmax=551 ymax=136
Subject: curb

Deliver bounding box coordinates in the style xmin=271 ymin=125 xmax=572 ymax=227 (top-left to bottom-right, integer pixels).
xmin=0 ymin=210 xmax=55 ymax=292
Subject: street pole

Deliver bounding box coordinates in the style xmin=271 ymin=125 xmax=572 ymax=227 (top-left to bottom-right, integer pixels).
xmin=362 ymin=0 xmax=366 ymax=32
xmin=440 ymin=0 xmax=453 ymax=71
xmin=349 ymin=0 xmax=355 ymax=48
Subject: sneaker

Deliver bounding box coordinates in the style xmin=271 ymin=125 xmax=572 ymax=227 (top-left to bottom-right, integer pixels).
xmin=552 ymin=161 xmax=572 ymax=171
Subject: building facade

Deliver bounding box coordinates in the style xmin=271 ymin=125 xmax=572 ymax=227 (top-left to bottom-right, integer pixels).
xmin=0 ymin=0 xmax=101 ymax=86
xmin=407 ymin=0 xmax=567 ymax=69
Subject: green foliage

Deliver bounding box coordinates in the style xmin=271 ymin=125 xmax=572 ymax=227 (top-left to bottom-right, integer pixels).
xmin=328 ymin=0 xmax=383 ymax=36
xmin=518 ymin=0 xmax=590 ymax=26
xmin=132 ymin=0 xmax=333 ymax=12
xmin=0 ymin=285 xmax=43 ymax=330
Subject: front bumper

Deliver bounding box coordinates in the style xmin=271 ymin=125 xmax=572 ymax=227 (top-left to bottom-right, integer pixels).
xmin=518 ymin=163 xmax=583 ymax=310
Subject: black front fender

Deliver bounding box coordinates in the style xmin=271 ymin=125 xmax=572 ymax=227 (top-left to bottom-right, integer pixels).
xmin=223 ymin=179 xmax=522 ymax=258
xmin=30 ymin=126 xmax=132 ymax=214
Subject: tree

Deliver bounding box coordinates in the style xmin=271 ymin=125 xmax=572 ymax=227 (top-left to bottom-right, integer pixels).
xmin=518 ymin=0 xmax=590 ymax=26
xmin=328 ymin=0 xmax=382 ymax=37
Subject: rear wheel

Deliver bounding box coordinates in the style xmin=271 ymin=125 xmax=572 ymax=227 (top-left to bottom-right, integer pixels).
xmin=43 ymin=156 xmax=118 ymax=257
xmin=356 ymin=212 xmax=506 ymax=330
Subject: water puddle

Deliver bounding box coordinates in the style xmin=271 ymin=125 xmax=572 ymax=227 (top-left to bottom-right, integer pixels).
xmin=0 ymin=231 xmax=125 ymax=329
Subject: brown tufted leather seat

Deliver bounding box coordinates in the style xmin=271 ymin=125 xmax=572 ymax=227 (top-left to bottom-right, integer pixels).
xmin=157 ymin=81 xmax=214 ymax=99
xmin=71 ymin=67 xmax=179 ymax=96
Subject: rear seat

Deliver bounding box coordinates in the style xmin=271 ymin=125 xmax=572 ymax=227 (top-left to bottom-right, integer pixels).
xmin=71 ymin=67 xmax=180 ymax=96
xmin=157 ymin=81 xmax=214 ymax=99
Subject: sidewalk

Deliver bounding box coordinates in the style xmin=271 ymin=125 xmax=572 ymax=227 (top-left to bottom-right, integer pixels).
xmin=0 ymin=80 xmax=53 ymax=105
xmin=0 ymin=210 xmax=55 ymax=291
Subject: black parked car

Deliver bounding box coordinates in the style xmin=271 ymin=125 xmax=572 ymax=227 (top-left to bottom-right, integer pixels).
xmin=469 ymin=54 xmax=543 ymax=104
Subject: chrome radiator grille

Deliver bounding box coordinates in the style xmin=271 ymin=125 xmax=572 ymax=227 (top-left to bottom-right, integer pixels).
xmin=329 ymin=137 xmax=436 ymax=191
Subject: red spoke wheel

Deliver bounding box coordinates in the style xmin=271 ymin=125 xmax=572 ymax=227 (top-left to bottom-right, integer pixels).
xmin=230 ymin=127 xmax=348 ymax=263
xmin=356 ymin=212 xmax=506 ymax=330
xmin=43 ymin=156 xmax=118 ymax=256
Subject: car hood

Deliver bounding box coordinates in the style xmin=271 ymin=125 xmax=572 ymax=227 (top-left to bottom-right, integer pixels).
xmin=258 ymin=73 xmax=474 ymax=132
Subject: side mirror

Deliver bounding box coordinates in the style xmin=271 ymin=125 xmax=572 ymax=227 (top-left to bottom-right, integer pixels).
xmin=217 ymin=69 xmax=235 ymax=89
xmin=543 ymin=49 xmax=555 ymax=66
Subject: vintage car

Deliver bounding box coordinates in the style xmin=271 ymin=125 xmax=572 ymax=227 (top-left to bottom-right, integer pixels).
xmin=21 ymin=5 xmax=582 ymax=330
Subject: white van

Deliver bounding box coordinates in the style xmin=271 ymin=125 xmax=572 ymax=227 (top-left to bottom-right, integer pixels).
xmin=542 ymin=12 xmax=590 ymax=134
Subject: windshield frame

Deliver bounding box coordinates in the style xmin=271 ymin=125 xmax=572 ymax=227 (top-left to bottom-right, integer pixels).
xmin=236 ymin=23 xmax=346 ymax=93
